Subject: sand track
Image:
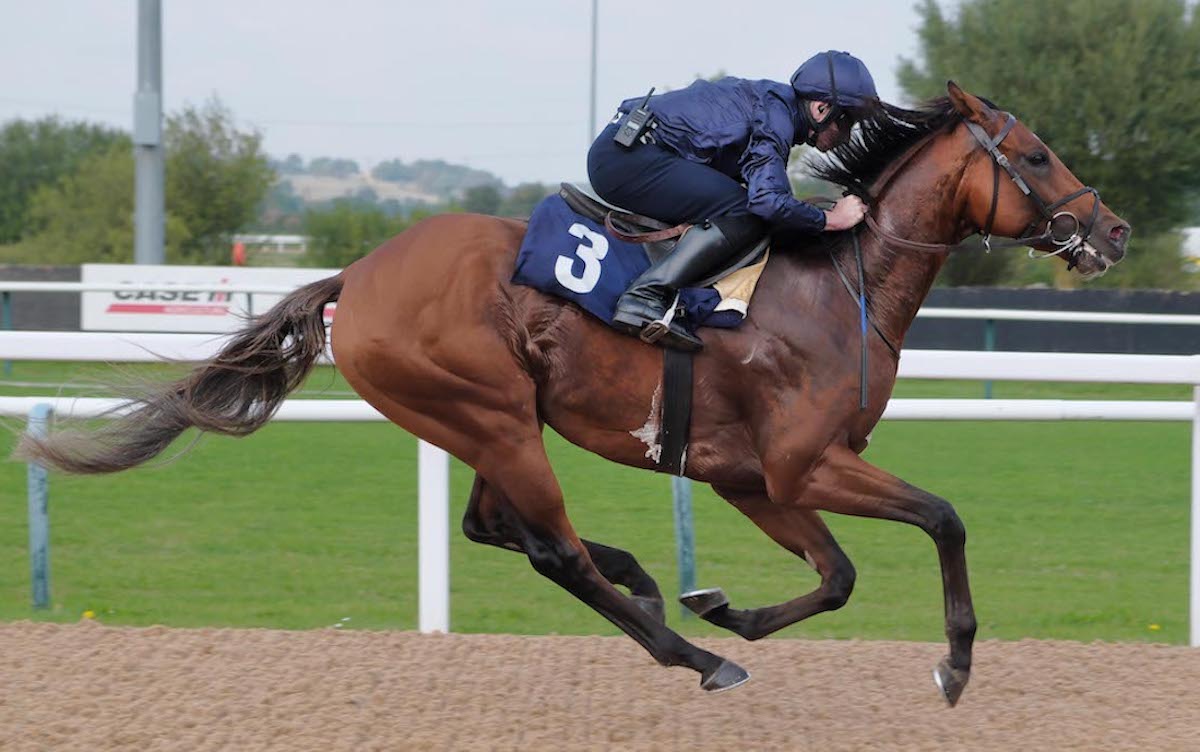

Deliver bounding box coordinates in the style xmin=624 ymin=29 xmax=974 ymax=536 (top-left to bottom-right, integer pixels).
xmin=1 ymin=622 xmax=1197 ymax=751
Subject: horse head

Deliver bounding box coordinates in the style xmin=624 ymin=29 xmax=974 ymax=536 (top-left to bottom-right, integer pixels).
xmin=946 ymin=81 xmax=1130 ymax=278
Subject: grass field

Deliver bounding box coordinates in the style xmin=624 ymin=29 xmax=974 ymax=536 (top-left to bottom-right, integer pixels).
xmin=0 ymin=361 xmax=1191 ymax=644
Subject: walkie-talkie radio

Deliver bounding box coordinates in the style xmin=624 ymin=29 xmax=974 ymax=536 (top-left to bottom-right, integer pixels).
xmin=613 ymin=88 xmax=656 ymax=148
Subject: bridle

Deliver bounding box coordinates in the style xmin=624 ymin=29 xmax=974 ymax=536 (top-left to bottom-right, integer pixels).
xmin=861 ymin=111 xmax=1102 ymax=271
xmin=829 ymin=108 xmax=1104 ymax=408
xmin=964 ymin=114 xmax=1101 ymax=267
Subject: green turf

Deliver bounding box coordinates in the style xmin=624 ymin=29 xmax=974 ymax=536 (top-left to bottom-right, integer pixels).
xmin=0 ymin=360 xmax=1190 ymax=644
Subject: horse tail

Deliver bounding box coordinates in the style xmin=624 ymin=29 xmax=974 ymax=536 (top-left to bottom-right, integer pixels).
xmin=14 ymin=274 xmax=344 ymax=474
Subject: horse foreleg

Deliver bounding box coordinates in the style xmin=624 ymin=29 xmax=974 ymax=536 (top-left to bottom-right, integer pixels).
xmin=678 ymin=484 xmax=856 ymax=640
xmin=783 ymin=445 xmax=977 ymax=707
xmin=461 ymin=473 xmax=666 ymax=623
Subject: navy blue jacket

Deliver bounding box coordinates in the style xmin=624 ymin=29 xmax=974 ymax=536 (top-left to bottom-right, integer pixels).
xmin=619 ymin=77 xmax=826 ymax=233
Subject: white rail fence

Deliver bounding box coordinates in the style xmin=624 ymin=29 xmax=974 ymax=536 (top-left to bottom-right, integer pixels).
xmin=2 ymin=329 xmax=1199 ymax=645
xmin=5 ymin=280 xmax=1200 ymax=325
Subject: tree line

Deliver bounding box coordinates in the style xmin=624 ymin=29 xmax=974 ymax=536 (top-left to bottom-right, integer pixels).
xmin=0 ymin=103 xmax=555 ymax=269
xmin=1 ymin=0 xmax=1196 ymax=287
xmin=896 ymin=0 xmax=1200 ymax=288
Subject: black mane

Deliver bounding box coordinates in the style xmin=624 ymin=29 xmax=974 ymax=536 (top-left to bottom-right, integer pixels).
xmin=804 ymin=98 xmax=964 ymax=197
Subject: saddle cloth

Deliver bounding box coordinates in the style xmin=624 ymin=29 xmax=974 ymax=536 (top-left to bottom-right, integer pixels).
xmin=512 ymin=193 xmax=768 ymax=330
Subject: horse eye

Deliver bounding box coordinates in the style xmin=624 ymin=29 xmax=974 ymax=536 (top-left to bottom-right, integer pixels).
xmin=1027 ymin=151 xmax=1049 ymax=167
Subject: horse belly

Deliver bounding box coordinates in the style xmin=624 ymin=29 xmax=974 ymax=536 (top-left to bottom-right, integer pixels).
xmin=530 ymin=318 xmax=763 ymax=483
xmin=534 ymin=316 xmax=669 ymax=471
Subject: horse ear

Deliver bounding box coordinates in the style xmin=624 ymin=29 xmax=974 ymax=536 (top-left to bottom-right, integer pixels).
xmin=946 ymin=80 xmax=990 ymax=121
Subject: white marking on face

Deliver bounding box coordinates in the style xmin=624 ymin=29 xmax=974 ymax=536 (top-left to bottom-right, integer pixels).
xmin=741 ymin=344 xmax=758 ymax=365
xmin=630 ymin=384 xmax=663 ymax=463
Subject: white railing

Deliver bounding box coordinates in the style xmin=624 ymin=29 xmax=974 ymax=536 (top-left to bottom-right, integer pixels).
xmin=0 ymin=282 xmax=298 ymax=294
xmin=5 ymin=280 xmax=1200 ymax=326
xmin=917 ymin=307 xmax=1200 ymax=326
xmin=2 ymin=329 xmax=1199 ymax=646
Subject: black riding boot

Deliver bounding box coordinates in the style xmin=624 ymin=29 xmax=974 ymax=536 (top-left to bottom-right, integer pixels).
xmin=612 ymin=214 xmax=765 ymax=351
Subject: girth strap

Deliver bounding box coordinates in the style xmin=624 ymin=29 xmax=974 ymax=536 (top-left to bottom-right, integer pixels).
xmin=656 ymin=349 xmax=693 ymax=475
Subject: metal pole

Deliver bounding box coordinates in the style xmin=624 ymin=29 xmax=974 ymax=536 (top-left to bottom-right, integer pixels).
xmin=418 ymin=440 xmax=450 ymax=633
xmin=133 ymin=0 xmax=165 ymax=265
xmin=588 ymin=0 xmax=598 ymax=142
xmin=27 ymin=403 xmax=52 ymax=609
xmin=2 ymin=291 xmax=11 ymax=378
xmin=1191 ymin=386 xmax=1199 ymax=647
xmin=983 ymin=318 xmax=996 ymax=399
xmin=671 ymin=476 xmax=696 ymax=618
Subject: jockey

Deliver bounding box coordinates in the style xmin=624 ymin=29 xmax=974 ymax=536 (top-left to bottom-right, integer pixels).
xmin=587 ymin=50 xmax=879 ymax=351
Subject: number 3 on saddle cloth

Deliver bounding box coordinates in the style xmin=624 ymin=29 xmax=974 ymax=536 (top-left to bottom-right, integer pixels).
xmin=512 ymin=193 xmax=767 ymax=336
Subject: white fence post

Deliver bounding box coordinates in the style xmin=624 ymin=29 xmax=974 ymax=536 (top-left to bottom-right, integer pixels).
xmin=1192 ymin=387 xmax=1200 ymax=647
xmin=418 ymin=440 xmax=450 ymax=634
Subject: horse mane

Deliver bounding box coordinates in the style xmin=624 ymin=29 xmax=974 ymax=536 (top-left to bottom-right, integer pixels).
xmin=803 ymin=97 xmax=967 ymax=197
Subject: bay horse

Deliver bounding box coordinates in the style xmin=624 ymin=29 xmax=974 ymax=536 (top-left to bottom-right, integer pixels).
xmin=17 ymin=83 xmax=1130 ymax=706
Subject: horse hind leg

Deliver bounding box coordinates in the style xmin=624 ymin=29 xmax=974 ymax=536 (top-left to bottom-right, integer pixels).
xmin=680 ymin=484 xmax=857 ymax=641
xmin=354 ymin=372 xmax=741 ymax=690
xmin=462 ymin=474 xmax=666 ymax=623
xmin=471 ymin=431 xmax=746 ymax=690
xmin=336 ymin=275 xmax=739 ymax=688
xmin=582 ymin=540 xmax=666 ymax=624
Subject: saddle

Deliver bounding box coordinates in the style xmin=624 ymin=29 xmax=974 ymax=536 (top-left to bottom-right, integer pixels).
xmin=555 ymin=183 xmax=773 ymax=477
xmin=558 ymin=183 xmax=768 ymax=286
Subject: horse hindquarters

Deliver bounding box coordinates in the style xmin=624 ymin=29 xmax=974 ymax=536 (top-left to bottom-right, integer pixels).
xmin=330 ymin=214 xmax=745 ymax=689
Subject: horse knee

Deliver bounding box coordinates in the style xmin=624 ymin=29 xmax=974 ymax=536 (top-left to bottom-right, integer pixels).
xmin=821 ymin=559 xmax=856 ymax=611
xmin=924 ymin=500 xmax=966 ymax=547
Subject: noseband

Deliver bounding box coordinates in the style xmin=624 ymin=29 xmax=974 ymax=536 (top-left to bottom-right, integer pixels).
xmin=863 ymin=112 xmax=1102 ymax=270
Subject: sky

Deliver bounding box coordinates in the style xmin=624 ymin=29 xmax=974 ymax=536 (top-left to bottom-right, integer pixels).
xmin=0 ymin=1 xmax=925 ymax=186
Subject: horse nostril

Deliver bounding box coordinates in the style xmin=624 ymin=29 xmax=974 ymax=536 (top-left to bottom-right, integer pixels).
xmin=1108 ymin=224 xmax=1130 ymax=246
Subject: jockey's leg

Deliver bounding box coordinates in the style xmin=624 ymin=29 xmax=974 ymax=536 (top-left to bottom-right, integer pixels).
xmin=587 ymin=122 xmax=767 ymax=351
xmin=678 ymin=484 xmax=856 ymax=640
xmin=611 ymin=214 xmax=765 ymax=350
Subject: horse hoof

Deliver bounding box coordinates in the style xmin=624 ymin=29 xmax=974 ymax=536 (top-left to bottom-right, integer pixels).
xmin=932 ymin=657 xmax=970 ymax=707
xmin=680 ymin=587 xmax=729 ymax=617
xmin=700 ymin=659 xmax=751 ymax=693
xmin=631 ymin=594 xmax=666 ymax=624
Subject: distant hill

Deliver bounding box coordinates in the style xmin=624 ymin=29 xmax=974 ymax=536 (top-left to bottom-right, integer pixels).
xmin=269 ymin=154 xmax=503 ymax=206
xmin=286 ymin=173 xmax=441 ymax=205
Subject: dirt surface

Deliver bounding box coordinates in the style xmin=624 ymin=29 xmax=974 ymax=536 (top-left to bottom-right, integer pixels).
xmin=1 ymin=622 xmax=1197 ymax=751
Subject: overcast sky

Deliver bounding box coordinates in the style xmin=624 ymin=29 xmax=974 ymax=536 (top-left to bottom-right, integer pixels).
xmin=1 ymin=1 xmax=925 ymax=185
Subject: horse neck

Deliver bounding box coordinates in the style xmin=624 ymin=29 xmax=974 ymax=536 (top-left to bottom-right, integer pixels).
xmin=859 ymin=142 xmax=972 ymax=349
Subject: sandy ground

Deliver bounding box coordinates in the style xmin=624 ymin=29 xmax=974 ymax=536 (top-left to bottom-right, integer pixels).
xmin=1 ymin=622 xmax=1197 ymax=751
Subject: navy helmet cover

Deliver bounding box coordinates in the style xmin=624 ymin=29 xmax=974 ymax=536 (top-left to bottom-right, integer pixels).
xmin=790 ymin=50 xmax=878 ymax=109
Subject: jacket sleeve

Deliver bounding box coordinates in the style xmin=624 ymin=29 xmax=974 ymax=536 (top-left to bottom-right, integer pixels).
xmin=739 ymin=92 xmax=826 ymax=233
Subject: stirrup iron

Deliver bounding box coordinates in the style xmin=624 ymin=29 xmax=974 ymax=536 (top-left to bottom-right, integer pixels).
xmin=639 ymin=292 xmax=682 ymax=344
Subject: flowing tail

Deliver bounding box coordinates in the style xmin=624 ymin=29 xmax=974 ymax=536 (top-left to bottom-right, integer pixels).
xmin=13 ymin=274 xmax=344 ymax=474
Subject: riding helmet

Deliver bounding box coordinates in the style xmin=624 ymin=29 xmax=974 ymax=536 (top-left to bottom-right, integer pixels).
xmin=790 ymin=51 xmax=878 ymax=108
